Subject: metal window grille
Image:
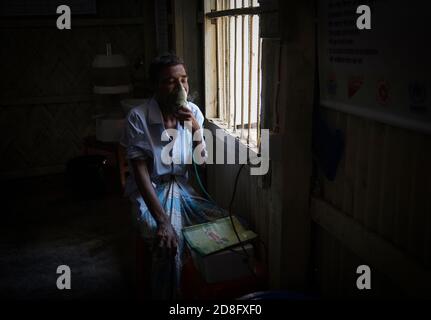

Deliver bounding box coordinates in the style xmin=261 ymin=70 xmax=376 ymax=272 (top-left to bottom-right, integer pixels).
xmin=206 ymin=0 xmax=262 ymax=148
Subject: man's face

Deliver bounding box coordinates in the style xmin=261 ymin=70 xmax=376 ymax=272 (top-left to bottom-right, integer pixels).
xmin=156 ymin=64 xmax=189 ymax=110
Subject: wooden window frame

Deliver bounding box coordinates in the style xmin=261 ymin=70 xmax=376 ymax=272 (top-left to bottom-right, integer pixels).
xmin=203 ymin=0 xmax=265 ymax=150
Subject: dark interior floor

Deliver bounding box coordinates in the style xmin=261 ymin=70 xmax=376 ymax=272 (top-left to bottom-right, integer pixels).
xmin=0 ymin=173 xmax=136 ymax=300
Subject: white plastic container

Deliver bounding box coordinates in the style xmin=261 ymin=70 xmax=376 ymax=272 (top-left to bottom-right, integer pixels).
xmin=190 ymin=244 xmax=255 ymax=283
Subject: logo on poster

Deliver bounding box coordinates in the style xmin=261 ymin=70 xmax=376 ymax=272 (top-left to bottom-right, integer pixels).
xmin=376 ymin=80 xmax=390 ymax=106
xmin=348 ymin=76 xmax=364 ymax=98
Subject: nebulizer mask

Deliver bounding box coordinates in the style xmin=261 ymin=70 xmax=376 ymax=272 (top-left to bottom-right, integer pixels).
xmin=165 ymin=82 xmax=188 ymax=114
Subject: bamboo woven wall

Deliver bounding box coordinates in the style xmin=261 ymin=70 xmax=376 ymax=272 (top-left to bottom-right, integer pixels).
xmin=0 ymin=102 xmax=94 ymax=175
xmin=0 ymin=0 xmax=157 ymax=178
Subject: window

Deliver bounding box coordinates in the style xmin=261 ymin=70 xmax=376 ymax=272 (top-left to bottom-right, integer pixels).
xmin=204 ymin=0 xmax=262 ymax=149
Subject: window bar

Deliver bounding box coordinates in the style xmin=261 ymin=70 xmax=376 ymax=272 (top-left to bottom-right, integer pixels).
xmin=224 ymin=0 xmax=230 ymax=129
xmin=221 ymin=1 xmax=226 ymax=122
xmin=257 ymin=36 xmax=262 ymax=148
xmin=226 ymin=4 xmax=229 ymax=127
xmin=240 ymin=0 xmax=245 ymax=139
xmin=247 ymin=14 xmax=253 ymax=145
xmin=233 ymin=2 xmax=237 ymax=133
xmin=221 ymin=1 xmax=224 ymax=121
xmin=228 ymin=8 xmax=233 ymax=129
xmin=215 ymin=1 xmax=222 ymax=119
xmin=228 ymin=1 xmax=232 ymax=128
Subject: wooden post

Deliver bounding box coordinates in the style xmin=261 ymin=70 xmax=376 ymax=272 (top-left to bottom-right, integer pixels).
xmin=274 ymin=0 xmax=315 ymax=290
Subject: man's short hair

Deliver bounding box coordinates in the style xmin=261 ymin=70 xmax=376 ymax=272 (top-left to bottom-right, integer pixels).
xmin=149 ymin=53 xmax=185 ymax=84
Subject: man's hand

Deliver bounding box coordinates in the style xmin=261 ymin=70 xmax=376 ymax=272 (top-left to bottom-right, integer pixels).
xmin=131 ymin=159 xmax=179 ymax=254
xmin=156 ymin=221 xmax=178 ymax=253
xmin=175 ymin=106 xmax=200 ymax=133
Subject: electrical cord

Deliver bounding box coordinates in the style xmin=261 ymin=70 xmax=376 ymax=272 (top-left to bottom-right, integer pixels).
xmin=227 ymin=164 xmax=258 ymax=278
xmin=192 ymin=159 xmax=215 ymax=203
xmin=192 ymin=150 xmax=263 ymax=279
xmin=189 ymin=123 xmax=270 ymax=280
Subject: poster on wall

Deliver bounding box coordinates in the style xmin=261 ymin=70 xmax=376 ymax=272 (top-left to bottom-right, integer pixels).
xmin=318 ymin=0 xmax=430 ymax=133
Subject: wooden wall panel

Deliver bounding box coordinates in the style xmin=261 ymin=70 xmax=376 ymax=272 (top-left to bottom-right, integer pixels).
xmin=205 ymin=142 xmax=275 ymax=284
xmin=314 ymin=224 xmax=408 ymax=299
xmin=314 ymin=108 xmax=431 ymax=297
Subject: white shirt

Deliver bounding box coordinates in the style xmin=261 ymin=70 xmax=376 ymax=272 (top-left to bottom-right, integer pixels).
xmin=120 ymin=97 xmax=205 ymax=196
